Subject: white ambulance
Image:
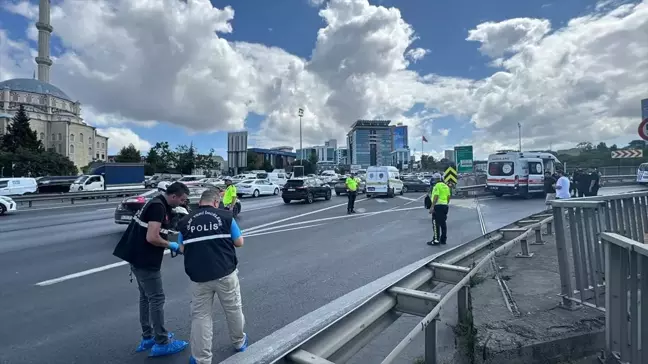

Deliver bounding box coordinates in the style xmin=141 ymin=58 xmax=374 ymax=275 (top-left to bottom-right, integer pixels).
xmin=486 ymin=151 xmax=561 ymax=197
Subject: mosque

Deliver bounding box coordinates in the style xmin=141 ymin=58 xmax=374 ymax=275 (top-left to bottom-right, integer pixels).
xmin=0 ymin=0 xmax=108 ymax=169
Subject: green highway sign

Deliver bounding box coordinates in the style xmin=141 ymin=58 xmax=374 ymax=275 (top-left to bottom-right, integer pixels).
xmin=454 ymin=145 xmax=473 ymax=174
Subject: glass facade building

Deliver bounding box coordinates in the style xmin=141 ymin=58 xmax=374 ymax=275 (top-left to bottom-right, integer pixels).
xmin=391 ymin=125 xmax=408 ymax=150
xmin=347 ymin=120 xmax=392 ymax=168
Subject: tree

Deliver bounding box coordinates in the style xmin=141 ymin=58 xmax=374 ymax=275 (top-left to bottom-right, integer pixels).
xmin=596 ymin=142 xmax=608 ymax=151
xmin=576 ymin=142 xmax=593 ymax=151
xmin=247 ymin=151 xmax=262 ymax=170
xmin=308 ymin=152 xmax=318 ymax=167
xmin=175 ymin=143 xmax=197 ymax=175
xmin=147 ymin=142 xmax=176 ymax=173
xmin=627 ymin=140 xmax=646 ymax=149
xmin=195 ymin=148 xmax=221 ymax=173
xmin=262 ymin=159 xmax=273 ymax=172
xmin=115 ymin=144 xmax=142 ymax=163
xmin=291 ymin=159 xmax=316 ymax=175
xmin=1 ymin=105 xmax=42 ymax=153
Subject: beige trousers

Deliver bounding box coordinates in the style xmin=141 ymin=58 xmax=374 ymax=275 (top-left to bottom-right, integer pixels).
xmin=190 ymin=269 xmax=246 ymax=364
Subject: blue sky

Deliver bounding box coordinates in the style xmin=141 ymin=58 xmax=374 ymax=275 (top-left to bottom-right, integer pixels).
xmin=1 ymin=0 xmax=645 ymax=159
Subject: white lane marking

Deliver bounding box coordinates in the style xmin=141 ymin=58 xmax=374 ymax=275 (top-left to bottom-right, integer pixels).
xmin=242 ymin=198 xmax=367 ymax=233
xmin=397 ymin=196 xmax=417 ymax=201
xmin=34 ymin=203 xmax=417 ymax=286
xmin=375 ymin=199 xmax=387 ymax=203
xmin=96 ymin=208 xmax=116 ymax=212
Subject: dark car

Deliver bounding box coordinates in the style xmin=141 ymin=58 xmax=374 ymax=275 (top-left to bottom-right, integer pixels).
xmin=282 ymin=178 xmax=332 ymax=204
xmin=401 ymin=177 xmax=429 ymax=193
xmin=114 ymin=185 xmax=240 ymax=226
xmin=333 ymin=177 xmax=366 ymax=196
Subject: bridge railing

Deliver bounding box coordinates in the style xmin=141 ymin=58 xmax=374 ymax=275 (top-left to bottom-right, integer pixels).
xmin=220 ymin=211 xmax=555 ymax=364
xmin=598 ymin=232 xmax=647 ymax=364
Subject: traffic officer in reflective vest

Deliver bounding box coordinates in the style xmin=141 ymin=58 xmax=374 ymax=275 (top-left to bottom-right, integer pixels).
xmin=220 ymin=177 xmax=238 ymax=210
xmin=345 ymin=173 xmax=360 ymax=214
xmin=112 ymin=182 xmax=190 ymax=357
xmin=176 ymin=189 xmax=248 ymax=364
xmin=427 ymin=175 xmax=451 ymax=246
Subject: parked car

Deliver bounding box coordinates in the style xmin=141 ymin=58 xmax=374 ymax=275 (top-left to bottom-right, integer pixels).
xmin=333 ymin=177 xmax=366 ymax=195
xmin=401 ymin=177 xmax=430 ymax=193
xmin=114 ymin=185 xmax=241 ymax=225
xmin=235 ymin=179 xmax=280 ymax=197
xmin=282 ymin=178 xmax=332 ymax=204
xmin=0 ymin=195 xmax=16 ymax=216
xmin=0 ymin=177 xmax=38 ymax=196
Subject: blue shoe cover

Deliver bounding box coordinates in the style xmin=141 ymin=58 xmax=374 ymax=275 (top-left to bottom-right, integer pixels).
xmin=148 ymin=339 xmax=188 ymax=357
xmin=189 ymin=356 xmax=197 ymax=364
xmin=135 ymin=332 xmax=174 ymax=352
xmin=235 ymin=333 xmax=248 ymax=352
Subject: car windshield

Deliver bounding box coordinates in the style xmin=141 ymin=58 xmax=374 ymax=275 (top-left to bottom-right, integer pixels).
xmin=256 ymin=173 xmax=268 ymax=179
xmin=74 ymin=176 xmax=89 ymax=183
xmin=285 ymin=179 xmax=305 ymax=187
xmin=240 ymin=180 xmax=254 ymax=184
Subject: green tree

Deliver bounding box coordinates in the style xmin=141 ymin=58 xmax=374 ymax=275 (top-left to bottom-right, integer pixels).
xmin=147 ymin=142 xmax=176 ymax=172
xmin=308 ymin=152 xmax=318 ymax=167
xmin=292 ymin=159 xmax=315 ymax=175
xmin=576 ymin=141 xmax=593 ymax=151
xmin=175 ymin=143 xmax=196 ymax=175
xmin=627 ymin=140 xmax=646 ymax=149
xmin=115 ymin=144 xmax=142 ymax=163
xmin=596 ymin=142 xmax=608 ymax=151
xmin=196 ymin=148 xmax=221 ymax=172
xmin=247 ymin=151 xmax=261 ymax=170
xmin=262 ymin=159 xmax=273 ymax=172
xmin=1 ymin=105 xmax=43 ymax=153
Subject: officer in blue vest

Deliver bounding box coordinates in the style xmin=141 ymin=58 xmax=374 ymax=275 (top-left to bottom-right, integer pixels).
xmin=176 ymin=189 xmax=248 ymax=364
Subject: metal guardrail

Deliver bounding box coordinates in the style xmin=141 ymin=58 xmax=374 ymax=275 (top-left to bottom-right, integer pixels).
xmin=599 ymin=233 xmax=647 ymax=364
xmin=551 ymin=192 xmax=648 ymax=363
xmin=11 ymin=189 xmax=149 ymax=207
xmin=221 ymin=211 xmax=555 ymax=364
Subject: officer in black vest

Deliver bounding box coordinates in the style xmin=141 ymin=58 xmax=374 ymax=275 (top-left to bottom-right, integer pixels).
xmin=176 ymin=189 xmax=247 ymax=364
xmin=112 ymin=182 xmax=190 ymax=357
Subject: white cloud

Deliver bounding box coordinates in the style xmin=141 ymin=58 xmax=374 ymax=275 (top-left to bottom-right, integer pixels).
xmin=406 ymin=47 xmax=430 ymax=62
xmin=438 ymin=128 xmax=450 ymax=137
xmin=1 ymin=0 xmax=647 ymax=158
xmin=97 ymin=127 xmax=152 ymax=154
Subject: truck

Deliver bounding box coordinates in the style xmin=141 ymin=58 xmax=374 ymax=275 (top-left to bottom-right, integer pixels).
xmin=69 ymin=163 xmax=145 ymax=192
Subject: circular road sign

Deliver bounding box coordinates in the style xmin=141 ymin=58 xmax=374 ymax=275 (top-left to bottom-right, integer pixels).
xmin=639 ymin=118 xmax=648 ymax=141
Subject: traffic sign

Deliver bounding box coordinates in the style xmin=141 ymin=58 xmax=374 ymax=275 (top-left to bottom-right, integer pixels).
xmin=641 ymin=99 xmax=648 ymax=140
xmin=454 ymin=145 xmax=473 ymax=173
xmin=611 ymin=149 xmax=643 ymax=159
xmin=444 ymin=166 xmax=457 ymax=184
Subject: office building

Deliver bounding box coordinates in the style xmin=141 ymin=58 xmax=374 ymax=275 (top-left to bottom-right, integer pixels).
xmin=391 ymin=124 xmax=408 ymax=150
xmin=391 ymin=148 xmax=411 ymax=169
xmin=336 ymin=147 xmax=348 ymax=165
xmin=227 ymin=131 xmax=248 ymax=174
xmin=444 ymin=149 xmax=455 ymax=162
xmin=347 ymin=120 xmax=392 ymax=168
xmin=297 ymin=139 xmax=338 ymax=164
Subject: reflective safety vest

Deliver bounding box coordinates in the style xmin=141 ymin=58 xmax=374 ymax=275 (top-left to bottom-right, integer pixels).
xmin=430 ymin=182 xmax=451 ymax=205
xmin=346 ymin=177 xmax=359 ymax=191
xmin=178 ymin=206 xmax=237 ymax=282
xmin=223 ymin=185 xmax=237 ymax=205
xmin=113 ymin=195 xmax=172 ymax=270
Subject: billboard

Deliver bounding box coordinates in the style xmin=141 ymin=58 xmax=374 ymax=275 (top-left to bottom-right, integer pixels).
xmin=392 ymin=125 xmax=408 ymax=150
xmin=643 ymin=98 xmax=648 ymax=121
xmin=454 ymin=145 xmax=474 ymax=174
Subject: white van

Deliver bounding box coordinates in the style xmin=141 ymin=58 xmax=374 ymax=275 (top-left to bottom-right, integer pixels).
xmin=257 ymin=172 xmax=287 ymax=187
xmin=0 ymin=177 xmax=38 ymax=196
xmin=365 ymin=166 xmax=404 ymax=198
xmin=486 ymin=151 xmax=560 ymax=197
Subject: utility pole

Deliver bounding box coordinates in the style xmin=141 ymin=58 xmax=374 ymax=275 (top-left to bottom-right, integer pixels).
xmin=298 ymin=108 xmax=304 ymax=165
xmin=517 ymin=122 xmax=522 ymax=152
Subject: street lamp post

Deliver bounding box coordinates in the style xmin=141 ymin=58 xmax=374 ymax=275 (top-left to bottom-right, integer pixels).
xmin=517 ymin=122 xmax=522 ymax=152
xmin=298 ymin=108 xmax=304 ymax=165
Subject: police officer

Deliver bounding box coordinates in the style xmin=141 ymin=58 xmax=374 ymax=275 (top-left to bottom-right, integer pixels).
xmin=176 ymin=189 xmax=248 ymax=364
xmin=345 ymin=173 xmax=360 ymax=214
xmin=221 ymin=177 xmax=238 ymax=211
xmin=112 ymin=182 xmax=189 ymax=357
xmin=427 ymin=175 xmax=451 ymax=246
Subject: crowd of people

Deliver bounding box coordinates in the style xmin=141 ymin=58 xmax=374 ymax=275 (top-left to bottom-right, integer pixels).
xmin=543 ymin=167 xmax=601 ymax=205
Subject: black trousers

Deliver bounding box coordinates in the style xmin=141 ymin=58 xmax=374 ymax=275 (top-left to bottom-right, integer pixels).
xmin=432 ymin=204 xmax=449 ymax=243
xmin=347 ymin=191 xmax=357 ymax=212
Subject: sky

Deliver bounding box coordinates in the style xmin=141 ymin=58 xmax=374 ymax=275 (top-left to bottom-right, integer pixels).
xmin=0 ymin=0 xmax=647 ymax=160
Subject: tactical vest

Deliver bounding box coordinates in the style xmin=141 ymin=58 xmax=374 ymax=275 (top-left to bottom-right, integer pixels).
xmin=178 ymin=206 xmax=236 ymax=283
xmin=113 ymin=195 xmax=172 ymax=270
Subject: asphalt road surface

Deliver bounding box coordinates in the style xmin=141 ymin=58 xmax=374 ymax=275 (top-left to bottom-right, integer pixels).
xmin=0 ymin=186 xmax=642 ymax=364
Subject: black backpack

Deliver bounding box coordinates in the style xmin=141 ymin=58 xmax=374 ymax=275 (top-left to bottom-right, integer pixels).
xmin=424 ymin=195 xmax=432 ymax=209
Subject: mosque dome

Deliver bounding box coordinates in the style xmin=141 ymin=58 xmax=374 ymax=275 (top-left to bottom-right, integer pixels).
xmin=0 ymin=78 xmax=72 ymax=101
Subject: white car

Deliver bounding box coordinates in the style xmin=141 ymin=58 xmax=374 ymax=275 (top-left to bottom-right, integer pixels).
xmin=0 ymin=195 xmax=17 ymax=215
xmin=236 ymin=179 xmax=280 ymax=197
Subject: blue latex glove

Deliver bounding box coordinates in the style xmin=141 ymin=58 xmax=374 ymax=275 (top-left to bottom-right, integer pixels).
xmin=168 ymin=242 xmax=180 ymax=252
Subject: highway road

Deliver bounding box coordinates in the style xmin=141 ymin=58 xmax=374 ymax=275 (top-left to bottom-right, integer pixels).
xmin=0 ymin=185 xmax=642 ymax=364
